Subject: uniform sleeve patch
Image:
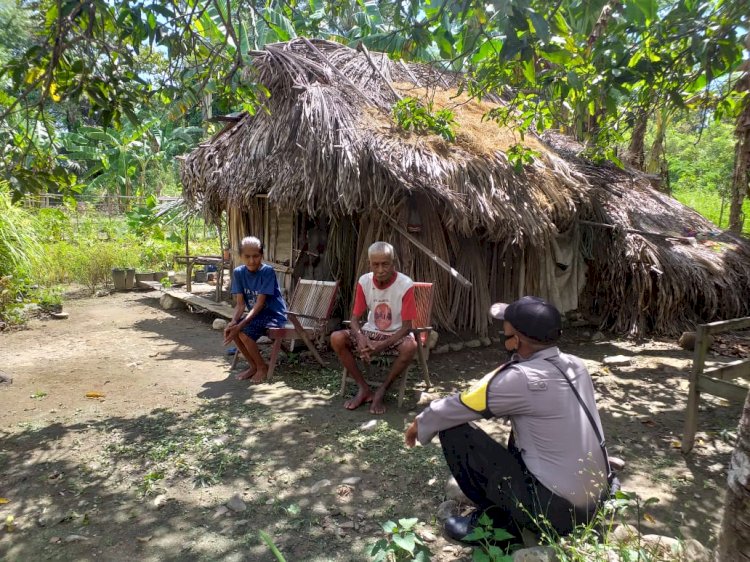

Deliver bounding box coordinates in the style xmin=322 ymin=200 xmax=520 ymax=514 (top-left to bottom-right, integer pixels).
xmin=459 ymin=376 xmax=491 ymax=412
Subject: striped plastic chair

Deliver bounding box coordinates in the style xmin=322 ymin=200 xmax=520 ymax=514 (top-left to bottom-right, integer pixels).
xmin=232 ymin=279 xmax=339 ymax=381
xmin=339 ymin=282 xmax=434 ymax=408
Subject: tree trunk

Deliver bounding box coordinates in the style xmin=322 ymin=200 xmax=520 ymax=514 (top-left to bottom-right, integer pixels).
xmin=715 ymin=389 xmax=750 ymax=561
xmin=728 ymin=97 xmax=750 ymax=233
xmin=628 ymin=110 xmax=648 ymax=170
xmin=645 ymin=109 xmax=671 ymax=193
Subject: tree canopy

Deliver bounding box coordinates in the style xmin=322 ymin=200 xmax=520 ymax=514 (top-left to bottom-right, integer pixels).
xmin=0 ymin=0 xmax=748 ymax=222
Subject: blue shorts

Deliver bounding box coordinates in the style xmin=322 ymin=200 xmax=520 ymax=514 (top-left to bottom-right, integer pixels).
xmin=240 ymin=309 xmax=284 ymax=341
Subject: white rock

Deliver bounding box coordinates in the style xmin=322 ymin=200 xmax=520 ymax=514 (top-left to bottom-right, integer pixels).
xmin=359 ymin=419 xmax=382 ymax=432
xmin=63 ymin=534 xmax=89 ymax=543
xmin=212 ymin=318 xmax=227 ymax=330
xmin=603 ymin=355 xmax=632 ymax=365
xmin=419 ymin=529 xmax=437 ymax=542
xmin=609 ymin=456 xmax=626 ymax=471
xmin=480 ymin=337 xmax=492 ymax=347
xmin=445 ymin=476 xmax=475 ymax=505
xmin=341 ymin=477 xmax=362 ymax=486
xmin=591 ymin=331 xmax=605 ymax=341
xmin=641 ymin=534 xmax=680 ymax=553
xmin=448 ymin=342 xmax=464 ymax=352
xmin=436 ymin=500 xmax=458 ymax=521
xmin=511 ymin=546 xmax=558 ymax=562
xmin=310 ymin=479 xmax=332 ymax=494
xmin=681 ymin=538 xmax=710 ymax=562
xmin=611 ymin=524 xmax=639 ymax=544
xmin=226 ymin=494 xmax=247 ymax=513
xmin=465 ymin=339 xmax=481 ymax=348
xmin=433 ymin=344 xmax=450 ymax=355
xmin=50 ymin=312 xmax=69 ymax=319
xmin=160 ymin=294 xmax=183 ymax=310
xmin=152 ymin=494 xmax=168 ymax=509
xmin=213 ymin=506 xmax=230 ymax=518
xmin=416 ymin=391 xmax=440 ymax=406
xmin=427 ymin=330 xmax=439 ymax=350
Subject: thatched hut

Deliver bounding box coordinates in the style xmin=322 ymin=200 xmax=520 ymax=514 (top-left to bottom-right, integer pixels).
xmin=181 ymin=38 xmax=750 ymax=337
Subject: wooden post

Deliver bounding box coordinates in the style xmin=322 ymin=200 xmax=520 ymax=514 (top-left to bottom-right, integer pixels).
xmin=683 ymin=324 xmax=709 ymax=454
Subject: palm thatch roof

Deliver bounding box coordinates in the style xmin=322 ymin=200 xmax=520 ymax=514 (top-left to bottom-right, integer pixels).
xmin=181 ymin=38 xmax=750 ymax=336
xmin=181 ymin=38 xmax=587 ymax=247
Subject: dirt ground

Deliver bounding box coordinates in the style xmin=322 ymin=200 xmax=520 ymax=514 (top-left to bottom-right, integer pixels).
xmin=0 ymin=290 xmax=744 ymax=561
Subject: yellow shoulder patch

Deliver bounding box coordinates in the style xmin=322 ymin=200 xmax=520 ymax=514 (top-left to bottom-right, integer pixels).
xmin=459 ymin=373 xmax=493 ymax=413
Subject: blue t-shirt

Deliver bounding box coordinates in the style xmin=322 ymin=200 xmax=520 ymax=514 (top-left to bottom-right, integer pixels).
xmin=231 ymin=263 xmax=287 ymax=326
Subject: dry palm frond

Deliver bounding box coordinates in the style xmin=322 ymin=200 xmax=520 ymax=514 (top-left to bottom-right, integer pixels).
xmin=181 ymin=39 xmax=750 ymax=337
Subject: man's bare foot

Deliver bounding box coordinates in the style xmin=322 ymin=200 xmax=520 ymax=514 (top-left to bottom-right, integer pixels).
xmin=250 ymin=368 xmax=268 ymax=384
xmin=235 ymin=367 xmax=256 ymax=381
xmin=369 ymin=396 xmax=387 ymax=415
xmin=344 ymin=389 xmax=373 ymax=410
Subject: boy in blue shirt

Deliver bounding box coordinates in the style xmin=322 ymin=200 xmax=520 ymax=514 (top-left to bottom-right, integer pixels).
xmin=223 ymin=236 xmax=287 ymax=383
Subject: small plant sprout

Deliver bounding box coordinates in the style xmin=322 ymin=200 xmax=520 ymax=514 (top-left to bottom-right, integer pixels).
xmin=369 ymin=517 xmax=431 ymax=561
xmin=464 ymin=512 xmax=515 ymax=562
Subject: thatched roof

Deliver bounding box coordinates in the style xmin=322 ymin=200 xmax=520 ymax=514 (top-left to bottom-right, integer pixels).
xmin=181 ymin=38 xmax=588 ymax=247
xmin=181 ymin=38 xmax=750 ymax=335
xmin=544 ymin=132 xmax=750 ymax=334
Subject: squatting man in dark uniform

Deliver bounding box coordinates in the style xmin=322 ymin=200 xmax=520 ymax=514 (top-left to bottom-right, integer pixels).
xmin=404 ymin=296 xmax=609 ymax=543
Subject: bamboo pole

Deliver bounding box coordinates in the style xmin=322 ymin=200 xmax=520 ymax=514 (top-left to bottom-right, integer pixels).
xmin=383 ymin=214 xmax=472 ymax=289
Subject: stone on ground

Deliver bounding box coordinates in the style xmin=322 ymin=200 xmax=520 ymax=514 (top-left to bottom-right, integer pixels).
xmin=226 ymin=494 xmax=247 ymax=513
xmin=160 ymin=293 xmax=184 ymax=310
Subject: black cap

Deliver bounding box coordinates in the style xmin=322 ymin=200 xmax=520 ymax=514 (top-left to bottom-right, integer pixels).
xmin=489 ymin=296 xmax=562 ymax=343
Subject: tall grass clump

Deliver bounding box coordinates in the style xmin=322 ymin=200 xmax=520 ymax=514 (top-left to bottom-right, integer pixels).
xmin=0 ymin=182 xmax=41 ymax=279
xmin=0 ymin=183 xmax=43 ymax=324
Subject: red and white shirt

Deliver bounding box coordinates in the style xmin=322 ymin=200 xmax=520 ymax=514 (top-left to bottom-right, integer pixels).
xmin=352 ymin=272 xmax=416 ymax=333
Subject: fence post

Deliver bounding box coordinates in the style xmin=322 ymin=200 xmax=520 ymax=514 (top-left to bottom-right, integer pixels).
xmin=682 ymin=324 xmax=709 ymax=454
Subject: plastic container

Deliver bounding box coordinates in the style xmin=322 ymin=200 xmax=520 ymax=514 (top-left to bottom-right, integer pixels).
xmin=135 ymin=272 xmax=154 ymax=284
xmin=194 ymin=269 xmax=207 ymax=283
xmin=125 ymin=268 xmax=136 ymax=290
xmin=112 ymin=268 xmax=127 ymax=291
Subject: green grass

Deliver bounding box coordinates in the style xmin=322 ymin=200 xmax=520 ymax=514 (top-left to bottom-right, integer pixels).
xmin=673 ymin=187 xmax=750 ymax=235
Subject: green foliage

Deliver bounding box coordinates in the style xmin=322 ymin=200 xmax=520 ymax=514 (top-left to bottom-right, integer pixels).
xmin=259 ymin=530 xmax=287 ymax=562
xmin=506 ymin=143 xmax=541 ymax=173
xmin=34 ymin=286 xmax=62 ymax=312
xmin=392 ymin=97 xmax=456 ymax=142
xmin=465 ymin=512 xmax=515 ymax=561
xmin=369 ymin=518 xmax=431 ymax=562
xmin=0 ymin=182 xmax=41 ymax=278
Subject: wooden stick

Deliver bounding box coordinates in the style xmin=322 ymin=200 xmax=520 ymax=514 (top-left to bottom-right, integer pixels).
xmin=384 ymin=214 xmax=472 ymax=288
xmin=301 ymin=37 xmax=376 ymax=108
xmin=579 ymin=220 xmax=696 ymax=242
xmin=357 ymin=43 xmax=403 ymax=101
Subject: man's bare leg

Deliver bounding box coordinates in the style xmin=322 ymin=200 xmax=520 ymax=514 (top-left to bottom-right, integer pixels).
xmin=370 ymin=338 xmax=417 ymax=415
xmin=234 ymin=332 xmax=268 ymax=383
xmin=331 ymin=330 xmax=373 ymax=410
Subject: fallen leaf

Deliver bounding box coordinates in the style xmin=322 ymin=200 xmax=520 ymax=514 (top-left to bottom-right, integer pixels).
xmin=643 ymin=513 xmax=656 ymax=523
xmin=137 ymin=535 xmax=152 ymax=543
xmin=670 ymin=440 xmax=681 ymax=448
xmin=640 ymin=419 xmax=656 ymax=427
xmin=85 ymin=392 xmax=105 ymax=399
xmin=0 ymin=498 xmax=10 ymax=504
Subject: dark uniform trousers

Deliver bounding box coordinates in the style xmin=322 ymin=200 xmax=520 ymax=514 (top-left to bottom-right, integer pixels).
xmin=439 ymin=422 xmax=598 ymax=537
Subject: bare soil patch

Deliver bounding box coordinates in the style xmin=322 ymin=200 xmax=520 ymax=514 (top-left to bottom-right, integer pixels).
xmin=0 ymin=291 xmax=742 ymax=561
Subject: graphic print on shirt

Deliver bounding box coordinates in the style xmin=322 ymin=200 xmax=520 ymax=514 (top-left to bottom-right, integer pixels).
xmin=243 ymin=288 xmax=258 ymax=310
xmin=373 ymin=302 xmax=392 ymax=330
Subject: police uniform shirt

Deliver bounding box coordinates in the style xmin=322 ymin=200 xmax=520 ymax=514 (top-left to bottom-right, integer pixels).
xmin=415 ymin=346 xmax=607 ymax=510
